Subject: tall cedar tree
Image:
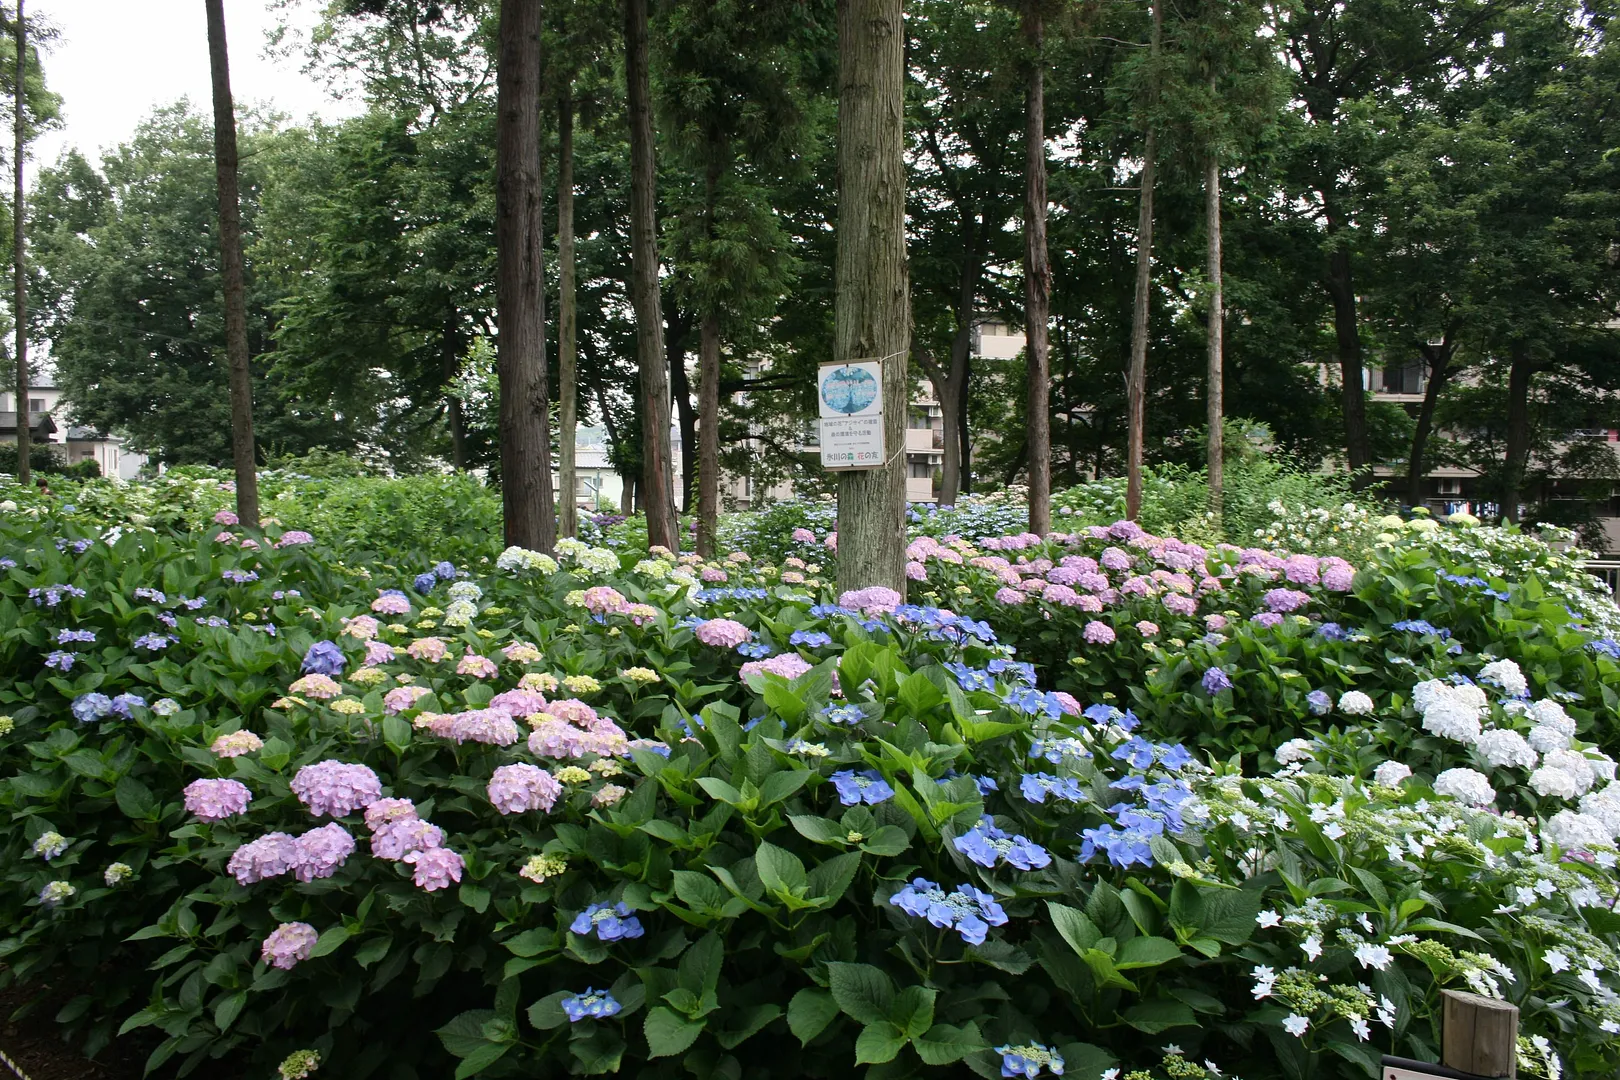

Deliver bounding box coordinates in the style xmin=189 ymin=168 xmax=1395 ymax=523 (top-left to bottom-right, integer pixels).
xmin=204 ymin=0 xmax=260 ymax=526
xmin=834 ymin=0 xmax=909 ymax=593
xmin=557 ymin=90 xmax=579 ymax=537
xmin=1023 ymin=0 xmax=1051 ymax=535
xmin=1124 ymin=0 xmax=1161 ymax=520
xmin=495 ymin=0 xmax=556 ymax=551
xmin=11 ymin=0 xmax=26 ymax=486
xmin=625 ymin=0 xmax=679 ymax=551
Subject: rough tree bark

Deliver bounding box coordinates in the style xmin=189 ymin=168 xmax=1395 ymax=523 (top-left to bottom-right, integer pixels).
xmin=557 ymin=90 xmax=579 ymax=538
xmin=442 ymin=311 xmax=467 ymax=469
xmin=835 ymin=0 xmax=909 ymax=594
xmin=12 ymin=0 xmax=28 ymax=486
xmin=1124 ymin=0 xmax=1160 ymax=522
xmin=494 ymin=0 xmax=556 ymax=551
xmin=1405 ymin=333 xmax=1454 ymax=508
xmin=205 ymin=0 xmax=260 ymax=527
xmin=1205 ymin=138 xmax=1224 ymax=528
xmin=697 ymin=158 xmax=722 ymax=556
xmin=1502 ymin=341 xmax=1533 ymax=524
xmin=1023 ymin=0 xmax=1051 ymax=536
xmin=625 ymin=0 xmax=678 ymax=551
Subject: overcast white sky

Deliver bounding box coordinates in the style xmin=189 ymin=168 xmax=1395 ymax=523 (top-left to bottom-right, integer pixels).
xmin=28 ymin=0 xmax=362 ymax=180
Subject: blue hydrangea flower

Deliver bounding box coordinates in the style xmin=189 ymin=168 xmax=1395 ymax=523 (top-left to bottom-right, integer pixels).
xmin=109 ymin=693 xmax=146 ymax=718
xmin=71 ymin=693 xmax=113 ymax=723
xmin=180 ymin=597 xmax=207 ymax=611
xmin=945 ymin=663 xmax=996 ymax=692
xmin=413 ymin=572 xmax=438 ymax=593
xmin=1306 ymin=689 xmax=1332 ymax=715
xmin=134 ymin=588 xmax=166 ymax=603
xmin=434 ymin=561 xmax=458 ymax=581
xmin=45 ymin=651 xmax=75 ymax=671
xmin=301 ymin=640 xmax=346 ymax=676
xmin=822 ymin=704 xmax=865 ymax=725
xmin=132 ymin=633 xmax=175 ymax=651
xmin=56 ymin=629 xmax=95 ymax=644
xmin=736 ymin=642 xmax=773 ymax=658
xmin=1002 ymin=688 xmax=1064 ymax=720
xmin=973 ymin=775 xmax=999 ymax=795
xmin=1589 ymin=638 xmax=1620 ymax=659
xmin=830 ymin=769 xmax=895 ymax=806
xmin=1080 ymin=822 xmax=1155 ymax=868
xmin=986 ymin=658 xmax=1037 ymax=686
xmin=561 ymin=988 xmax=622 ymax=1022
xmin=1020 ymin=773 xmax=1084 ymax=804
xmin=570 ymin=902 xmax=644 ymax=942
xmin=998 ymin=1043 xmax=1065 ymax=1078
xmin=808 ymin=604 xmax=855 ymax=619
xmin=889 ymin=877 xmax=1009 ymax=945
xmin=1110 ymin=737 xmax=1156 ymax=770
xmin=1316 ymin=622 xmax=1347 ymax=641
xmin=790 ymin=630 xmax=833 ymax=648
xmin=222 ymin=569 xmax=259 ymax=584
xmin=953 ymin=817 xmax=1052 ymax=871
xmin=1202 ymin=667 xmax=1233 ymax=694
xmin=1157 ymin=743 xmax=1193 ymax=770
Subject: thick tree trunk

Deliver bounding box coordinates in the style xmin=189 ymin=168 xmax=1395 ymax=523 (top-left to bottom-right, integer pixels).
xmin=12 ymin=0 xmax=28 ymax=486
xmin=666 ymin=305 xmax=696 ymax=513
xmin=1205 ymin=144 xmax=1224 ymax=528
xmin=834 ymin=0 xmax=909 ymax=594
xmin=1405 ymin=338 xmax=1452 ymax=508
xmin=625 ymin=0 xmax=678 ymax=550
xmin=494 ymin=0 xmax=555 ymax=551
xmin=442 ymin=311 xmax=467 ymax=469
xmin=1502 ymin=341 xmax=1533 ymax=524
xmin=205 ymin=0 xmax=260 ymax=527
xmin=1323 ymin=202 xmax=1371 ymax=483
xmin=1124 ymin=0 xmax=1160 ymax=522
xmin=557 ymin=90 xmax=578 ymax=538
xmin=1023 ymin=0 xmax=1051 ymax=536
xmin=957 ymin=382 xmax=972 ymax=493
xmin=697 ymin=311 xmax=721 ymax=553
xmin=933 ymin=367 xmax=961 ymax=505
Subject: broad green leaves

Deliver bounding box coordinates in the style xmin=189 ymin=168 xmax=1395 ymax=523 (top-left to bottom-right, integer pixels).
xmin=825 ymin=963 xmax=986 ymax=1066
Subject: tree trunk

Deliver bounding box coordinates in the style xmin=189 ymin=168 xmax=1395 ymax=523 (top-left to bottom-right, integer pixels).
xmin=666 ymin=304 xmax=696 ymax=513
xmin=697 ymin=310 xmax=721 ymax=553
xmin=625 ymin=0 xmax=678 ymax=551
xmin=1205 ymin=141 xmax=1224 ymax=528
xmin=957 ymin=380 xmax=972 ymax=493
xmin=1324 ymin=202 xmax=1371 ymax=483
xmin=1023 ymin=0 xmax=1051 ymax=536
xmin=934 ymin=368 xmax=961 ymax=504
xmin=1124 ymin=0 xmax=1160 ymax=522
xmin=557 ymin=90 xmax=578 ymax=538
xmin=494 ymin=0 xmax=555 ymax=552
xmin=1405 ymin=338 xmax=1452 ymax=508
xmin=834 ymin=0 xmax=909 ymax=594
xmin=1502 ymin=341 xmax=1533 ymax=524
xmin=205 ymin=0 xmax=260 ymax=527
xmin=442 ymin=311 xmax=467 ymax=469
xmin=12 ymin=0 xmax=28 ymax=486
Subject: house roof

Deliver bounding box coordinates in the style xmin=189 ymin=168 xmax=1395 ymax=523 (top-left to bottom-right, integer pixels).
xmin=0 ymin=411 xmax=57 ymax=437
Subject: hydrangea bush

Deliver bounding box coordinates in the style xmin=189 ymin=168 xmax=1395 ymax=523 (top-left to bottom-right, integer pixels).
xmin=4 ymin=480 xmax=1620 ymax=1079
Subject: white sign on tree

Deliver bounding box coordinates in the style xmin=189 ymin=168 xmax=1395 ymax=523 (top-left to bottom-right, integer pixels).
xmin=818 ymin=360 xmax=886 ymax=470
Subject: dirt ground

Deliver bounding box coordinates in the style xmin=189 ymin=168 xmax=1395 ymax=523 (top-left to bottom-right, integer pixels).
xmin=0 ymin=985 xmax=145 ymax=1080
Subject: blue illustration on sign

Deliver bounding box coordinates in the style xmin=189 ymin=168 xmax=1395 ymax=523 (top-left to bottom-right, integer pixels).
xmin=820 ymin=365 xmax=878 ymax=415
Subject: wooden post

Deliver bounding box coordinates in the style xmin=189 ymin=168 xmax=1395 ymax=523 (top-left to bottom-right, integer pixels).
xmin=1441 ymin=989 xmax=1517 ymax=1078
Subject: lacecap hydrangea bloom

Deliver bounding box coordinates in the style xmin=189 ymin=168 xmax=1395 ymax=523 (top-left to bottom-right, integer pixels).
xmin=571 ymin=902 xmax=645 ymax=941
xmin=889 ymin=877 xmax=1008 ymax=945
xmin=562 ymin=988 xmax=623 ymax=1022
xmin=831 ymin=769 xmax=895 ymax=806
xmin=997 ymin=1043 xmax=1065 ymax=1078
xmin=277 ymin=1050 xmax=321 ymax=1080
xmin=953 ymin=817 xmax=1052 ymax=870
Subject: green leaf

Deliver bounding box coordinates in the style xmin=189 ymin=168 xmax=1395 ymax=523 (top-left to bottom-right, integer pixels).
xmin=805 ymin=851 xmax=862 ymax=905
xmin=890 ymin=985 xmax=936 ymax=1038
xmin=859 ymin=825 xmax=911 ymax=856
xmin=755 ymin=842 xmax=808 ymax=896
xmin=1198 ymin=887 xmax=1264 ymax=945
xmin=453 ymin=1042 xmax=511 ymax=1079
xmin=644 ymin=1006 xmax=704 ymax=1058
xmin=758 ymin=769 xmax=810 ymax=806
xmin=114 ymin=776 xmax=158 ymax=820
xmin=308 ymin=925 xmax=352 ymax=959
xmin=914 ymin=1021 xmax=987 ymax=1065
xmin=353 ymin=936 xmax=393 ymax=968
xmin=827 ymin=962 xmax=895 ymax=1027
xmin=1116 ymin=936 xmax=1182 ymax=970
xmin=527 ymin=992 xmax=569 ymax=1031
xmin=213 ymin=990 xmax=247 ymax=1033
xmin=382 ymin=714 xmax=412 ymax=752
xmin=714 ymin=1004 xmax=781 ymax=1049
xmin=789 ymin=814 xmax=848 ymax=845
xmin=898 ymin=671 xmax=945 ymax=717
xmin=854 ymin=1022 xmax=908 ymax=1065
xmin=1123 ymin=1000 xmax=1198 ymax=1033
xmin=671 ymin=870 xmax=727 ymax=913
xmin=1046 ymin=901 xmax=1102 ymax=955
xmin=459 ymin=883 xmax=491 ymax=913
xmin=696 ymin=777 xmax=748 ymax=807
xmin=763 ymin=678 xmax=807 ymax=722
xmin=677 ymin=933 xmax=723 ymax=1000
xmin=787 ymin=988 xmax=839 ymax=1045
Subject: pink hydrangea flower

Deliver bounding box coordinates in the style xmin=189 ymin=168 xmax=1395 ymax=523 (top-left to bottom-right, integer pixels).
xmin=1135 ymin=620 xmax=1160 ymax=636
xmin=457 ymin=652 xmax=500 ymax=679
xmin=288 ymin=674 xmax=342 ymax=699
xmin=1251 ymin=612 xmax=1284 ymax=628
xmin=274 ymin=531 xmax=315 ymax=547
xmin=371 ymin=591 xmax=412 ymax=615
xmin=792 ymin=528 xmax=815 ymax=543
xmin=228 ymin=832 xmax=300 ymax=884
xmin=1205 ymin=613 xmax=1228 ymax=631
xmin=1043 ymin=584 xmax=1081 ymax=606
xmin=383 ymin=685 xmax=431 ymax=715
xmin=838 ymin=586 xmax=902 ymax=615
xmin=1262 ymin=588 xmax=1311 ymax=613
xmin=407 ymin=637 xmax=448 ymax=662
xmin=403 ymin=846 xmax=464 ymax=891
xmin=364 ymin=640 xmax=396 ymax=666
xmin=364 ymin=798 xmax=418 ymax=830
xmin=490 ymin=688 xmax=549 ymax=716
xmin=1283 ymin=554 xmax=1320 ymax=585
xmin=1077 ymin=572 xmax=1110 ymax=593
xmin=582 ymin=587 xmax=631 ymax=614
xmin=694 ymin=619 xmax=752 ymax=648
xmin=261 ymin=922 xmax=317 ymax=970
xmin=290 ymin=822 xmax=355 ymax=882
xmin=994 ymin=588 xmax=1025 ymax=605
xmin=1083 ymin=621 xmax=1116 ymax=645
xmin=213 ymin=509 xmax=238 ymax=526
xmin=700 ymin=567 xmax=729 ymax=583
xmin=1162 ymin=594 xmax=1198 ymax=617
xmin=905 ymin=561 xmax=927 ymax=581
xmin=183 ymin=778 xmax=252 ymax=821
xmin=740 ymin=653 xmax=813 ymax=681
xmin=1320 ymin=558 xmax=1355 ymax=591
xmin=290 ymin=760 xmax=382 ymax=817
xmin=541 ymin=699 xmax=599 ymax=727
xmin=825 ymin=532 xmax=837 ymax=551
xmin=1099 ymin=547 xmax=1132 ymax=572
xmin=211 ymin=730 xmax=264 ymax=758
xmin=1075 ymin=594 xmax=1104 ymax=613
xmin=444 ymin=709 xmax=521 ymax=746
xmin=342 ymin=615 xmax=380 ymax=641
xmin=1053 ymin=692 xmax=1082 ymax=717
xmin=488 ymin=763 xmax=563 ymax=814
xmin=371 ymin=817 xmax=445 ymax=860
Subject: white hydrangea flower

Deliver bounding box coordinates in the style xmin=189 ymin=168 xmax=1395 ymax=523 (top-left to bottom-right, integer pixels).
xmin=1479 ymin=659 xmax=1528 ymax=697
xmin=496 ymin=546 xmax=559 ymax=574
xmin=1339 ymin=690 xmax=1374 ymax=715
xmin=1434 ymin=767 xmax=1495 ymax=807
xmin=1542 ymin=749 xmax=1596 ymax=793
xmin=1474 ymin=729 xmax=1538 ymax=770
xmin=579 ymin=547 xmax=621 ymax=574
xmin=1578 ymin=787 xmax=1620 ymax=837
xmin=1587 ymin=751 xmax=1617 ymax=784
xmin=1411 ymin=679 xmax=1448 ymax=712
xmin=1373 ymin=761 xmax=1412 ymax=787
xmin=1276 ymin=738 xmax=1316 ymax=765
xmin=1422 ymin=695 xmax=1483 ymax=744
xmin=1529 ymin=766 xmax=1583 ymax=800
xmin=1528 ymin=724 xmax=1572 ymax=753
xmin=1526 ymin=699 xmax=1576 ymax=736
xmin=1544 ymin=809 xmax=1609 ymax=852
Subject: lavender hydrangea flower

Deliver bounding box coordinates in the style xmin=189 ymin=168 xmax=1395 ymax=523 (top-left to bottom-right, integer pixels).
xmin=132 ymin=633 xmax=175 ymax=651
xmin=487 ymin=763 xmax=563 ymax=815
xmin=1306 ymin=689 xmax=1332 ymax=715
xmin=290 ymin=823 xmax=356 ymax=882
xmin=71 ymin=692 xmax=113 ymax=723
xmin=290 ymin=760 xmax=382 ymax=817
xmin=570 ymin=902 xmax=644 ymax=941
xmin=953 ymin=817 xmax=1052 ymax=871
xmin=562 ymin=988 xmax=623 ymax=1022
xmin=45 ymin=651 xmax=75 ymax=671
xmin=1020 ymin=773 xmax=1084 ymax=804
xmin=434 ymin=561 xmax=458 ymax=581
xmin=228 ymin=832 xmax=301 ymax=884
xmin=183 ymin=778 xmax=252 ymax=821
xmin=830 ymin=769 xmax=895 ymax=806
xmin=403 ymin=846 xmax=464 ymax=891
xmin=301 ymin=640 xmax=346 ymax=677
xmin=109 ymin=693 xmax=146 ymax=718
xmin=371 ymin=816 xmax=445 ymax=860
xmin=889 ymin=877 xmax=1008 ymax=945
xmin=413 ymin=571 xmax=438 ymax=593
xmin=56 ymin=628 xmax=95 ymax=644
xmin=261 ymin=922 xmax=318 ymax=970
xmin=1202 ymin=667 xmax=1233 ymax=694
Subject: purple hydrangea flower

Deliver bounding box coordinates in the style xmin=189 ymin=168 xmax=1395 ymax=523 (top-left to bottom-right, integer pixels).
xmin=570 ymin=902 xmax=644 ymax=941
xmin=487 ymin=763 xmax=563 ymax=815
xmin=227 ymin=832 xmax=301 ymax=884
xmin=953 ymin=817 xmax=1052 ymax=871
xmin=56 ymin=628 xmax=95 ymax=644
xmin=371 ymin=817 xmax=445 ymax=860
xmin=413 ymin=572 xmax=438 ymax=593
xmin=45 ymin=651 xmax=75 ymax=671
xmin=109 ymin=693 xmax=146 ymax=718
xmin=132 ymin=633 xmax=175 ymax=651
xmin=183 ymin=778 xmax=252 ymax=821
xmin=1306 ymin=689 xmax=1332 ymax=715
xmin=71 ymin=692 xmax=113 ymax=723
xmin=290 ymin=760 xmax=382 ymax=818
xmin=290 ymin=822 xmax=356 ymax=882
xmin=301 ymin=640 xmax=346 ymax=677
xmin=1202 ymin=667 xmax=1233 ymax=694
xmin=261 ymin=922 xmax=318 ymax=970
xmin=434 ymin=561 xmax=458 ymax=581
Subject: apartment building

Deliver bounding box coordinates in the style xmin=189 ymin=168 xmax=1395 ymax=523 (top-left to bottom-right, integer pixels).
xmin=1 ymin=382 xmax=147 ymax=479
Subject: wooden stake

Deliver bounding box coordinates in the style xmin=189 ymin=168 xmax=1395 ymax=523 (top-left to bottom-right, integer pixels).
xmin=1441 ymin=989 xmax=1517 ymax=1078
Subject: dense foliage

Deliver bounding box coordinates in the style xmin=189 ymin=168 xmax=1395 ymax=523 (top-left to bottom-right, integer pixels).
xmin=5 ymin=474 xmax=1620 ymax=1080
